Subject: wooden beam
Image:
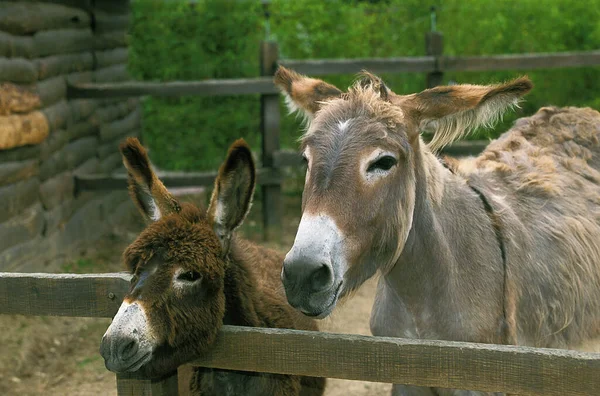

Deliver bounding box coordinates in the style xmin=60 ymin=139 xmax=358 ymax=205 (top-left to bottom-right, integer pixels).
xmin=279 ymin=56 xmax=436 ymax=76
xmin=193 ymin=326 xmax=600 ymax=396
xmin=66 ymin=50 xmax=600 ymax=99
xmin=68 ymin=78 xmax=278 ymax=99
xmin=260 ymin=41 xmax=282 ymax=242
xmin=74 ymin=168 xmax=282 ymax=193
xmin=1 ymin=272 xmax=599 ymax=395
xmin=441 ymin=50 xmax=600 ymax=72
xmin=0 ymin=272 xmax=131 ymax=317
xmin=116 ymin=372 xmax=179 ymax=396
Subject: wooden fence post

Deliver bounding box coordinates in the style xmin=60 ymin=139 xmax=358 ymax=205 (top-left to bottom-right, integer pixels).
xmin=425 ymin=31 xmax=444 ymax=88
xmin=116 ymin=372 xmax=179 ymax=396
xmin=259 ymin=40 xmax=282 ymax=242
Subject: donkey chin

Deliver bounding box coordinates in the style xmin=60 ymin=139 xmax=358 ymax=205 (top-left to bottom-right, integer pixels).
xmin=100 ymin=300 xmax=157 ymax=373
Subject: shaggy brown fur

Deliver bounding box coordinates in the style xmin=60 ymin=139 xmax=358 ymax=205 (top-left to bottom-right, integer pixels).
xmin=103 ymin=138 xmax=325 ymax=396
xmin=275 ymin=66 xmax=600 ymax=396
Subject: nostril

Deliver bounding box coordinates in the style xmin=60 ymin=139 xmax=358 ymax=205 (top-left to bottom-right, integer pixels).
xmin=117 ymin=337 xmax=138 ymax=361
xmin=310 ymin=264 xmax=333 ymax=291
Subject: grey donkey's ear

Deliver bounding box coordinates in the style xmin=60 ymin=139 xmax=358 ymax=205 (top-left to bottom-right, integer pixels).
xmin=119 ymin=137 xmax=181 ymax=222
xmin=274 ymin=66 xmax=342 ymax=123
xmin=207 ymin=139 xmax=256 ymax=255
xmin=396 ymin=77 xmax=533 ymax=150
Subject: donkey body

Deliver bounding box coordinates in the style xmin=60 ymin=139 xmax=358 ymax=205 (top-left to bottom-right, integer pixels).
xmin=274 ymin=66 xmax=600 ymax=395
xmin=100 ymin=138 xmax=325 ymax=396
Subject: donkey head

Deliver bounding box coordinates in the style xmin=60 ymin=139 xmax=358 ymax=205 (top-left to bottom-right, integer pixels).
xmin=275 ymin=66 xmax=532 ymax=318
xmin=100 ymin=137 xmax=255 ymax=375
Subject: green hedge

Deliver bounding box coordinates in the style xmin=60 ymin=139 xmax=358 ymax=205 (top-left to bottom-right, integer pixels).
xmin=129 ymin=0 xmax=263 ymax=171
xmin=130 ymin=0 xmax=600 ymax=171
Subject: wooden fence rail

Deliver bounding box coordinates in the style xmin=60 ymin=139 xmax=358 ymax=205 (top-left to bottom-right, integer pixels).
xmin=66 ymin=31 xmax=600 ymax=241
xmin=1 ymin=272 xmax=599 ymax=396
xmin=68 ymin=50 xmax=600 ymax=98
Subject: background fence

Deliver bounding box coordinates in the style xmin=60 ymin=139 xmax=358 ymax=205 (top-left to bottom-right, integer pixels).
xmin=66 ymin=30 xmax=600 ymax=241
xmin=1 ymin=271 xmax=599 ymax=396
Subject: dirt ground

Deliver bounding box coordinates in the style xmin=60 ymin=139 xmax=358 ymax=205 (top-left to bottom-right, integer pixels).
xmin=0 ymin=188 xmax=391 ymax=396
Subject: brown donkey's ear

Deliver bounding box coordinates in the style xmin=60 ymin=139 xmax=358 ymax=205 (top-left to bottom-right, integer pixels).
xmin=207 ymin=139 xmax=256 ymax=255
xmin=274 ymin=66 xmax=342 ymax=123
xmin=119 ymin=137 xmax=180 ymax=222
xmin=398 ymin=77 xmax=533 ymax=150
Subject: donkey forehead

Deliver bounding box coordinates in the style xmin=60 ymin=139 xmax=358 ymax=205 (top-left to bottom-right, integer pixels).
xmin=127 ymin=218 xmax=221 ymax=270
xmin=302 ymin=115 xmax=409 ymax=158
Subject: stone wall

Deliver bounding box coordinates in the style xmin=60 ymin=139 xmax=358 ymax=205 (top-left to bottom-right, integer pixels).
xmin=0 ymin=0 xmax=141 ymax=271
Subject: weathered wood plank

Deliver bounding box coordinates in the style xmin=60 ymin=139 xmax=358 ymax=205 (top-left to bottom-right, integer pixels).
xmin=0 ymin=203 xmax=45 ymax=252
xmin=99 ymin=152 xmax=122 ymax=174
xmin=96 ymin=48 xmax=128 ymax=69
xmin=66 ymin=50 xmax=600 ymax=100
xmin=39 ymin=136 xmax=97 ymax=180
xmin=0 ymin=31 xmax=36 ymax=58
xmin=92 ymin=99 xmax=139 ymax=124
xmin=0 ymin=2 xmax=90 ymax=35
xmin=68 ymin=78 xmax=278 ymax=99
xmin=37 ymin=75 xmax=68 ymax=108
xmin=94 ymin=31 xmax=128 ymax=51
xmin=15 ymin=0 xmax=92 ymax=10
xmin=75 ymin=168 xmax=281 ymax=193
xmin=441 ymin=50 xmax=600 ymax=72
xmin=0 ymin=159 xmax=38 ymax=187
xmin=94 ymin=64 xmax=130 ymax=84
xmin=260 ymin=41 xmax=282 ymax=242
xmin=426 ymin=31 xmax=444 ymax=88
xmin=42 ymin=99 xmax=71 ymax=132
xmin=0 ymin=272 xmax=130 ymax=317
xmin=99 ymin=109 xmax=141 ymax=142
xmin=193 ymin=326 xmax=600 ymax=396
xmin=0 ymin=271 xmax=598 ymax=395
xmin=39 ymin=171 xmax=74 ymax=210
xmin=94 ymin=0 xmax=130 ymax=14
xmin=95 ymin=11 xmax=130 ymax=34
xmin=0 ymin=58 xmax=38 ymax=84
xmin=280 ymin=56 xmax=436 ymax=76
xmin=116 ymin=372 xmax=179 ymax=396
xmin=36 ymin=52 xmax=94 ymax=80
xmin=34 ymin=28 xmax=94 ymax=57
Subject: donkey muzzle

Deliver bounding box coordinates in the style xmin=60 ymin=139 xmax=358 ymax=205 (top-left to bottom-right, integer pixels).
xmin=282 ymin=214 xmax=347 ymax=318
xmin=100 ymin=301 xmax=154 ymax=373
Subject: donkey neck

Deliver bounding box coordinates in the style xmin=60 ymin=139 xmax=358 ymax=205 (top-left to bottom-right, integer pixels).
xmin=377 ymin=143 xmax=506 ymax=341
xmin=222 ymin=240 xmax=263 ymax=327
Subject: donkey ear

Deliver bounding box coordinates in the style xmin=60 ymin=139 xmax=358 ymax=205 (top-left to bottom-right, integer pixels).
xmin=274 ymin=66 xmax=342 ymax=123
xmin=207 ymin=139 xmax=256 ymax=254
xmin=399 ymin=77 xmax=533 ymax=150
xmin=119 ymin=137 xmax=180 ymax=222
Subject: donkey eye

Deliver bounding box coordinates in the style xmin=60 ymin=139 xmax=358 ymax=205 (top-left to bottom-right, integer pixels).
xmin=367 ymin=156 xmax=397 ymax=173
xmin=301 ymin=153 xmax=309 ymax=166
xmin=177 ymin=271 xmax=202 ymax=283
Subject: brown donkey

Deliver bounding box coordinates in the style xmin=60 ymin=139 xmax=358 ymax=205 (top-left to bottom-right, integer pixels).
xmin=100 ymin=138 xmax=325 ymax=396
xmin=275 ymin=66 xmax=600 ymax=395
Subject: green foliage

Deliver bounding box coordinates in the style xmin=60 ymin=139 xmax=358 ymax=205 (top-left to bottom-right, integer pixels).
xmin=129 ymin=0 xmax=263 ymax=171
xmin=130 ymin=0 xmax=600 ymax=170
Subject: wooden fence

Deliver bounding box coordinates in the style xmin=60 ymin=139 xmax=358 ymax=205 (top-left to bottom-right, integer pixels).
xmin=66 ymin=31 xmax=600 ymax=241
xmin=1 ymin=271 xmax=599 ymax=395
